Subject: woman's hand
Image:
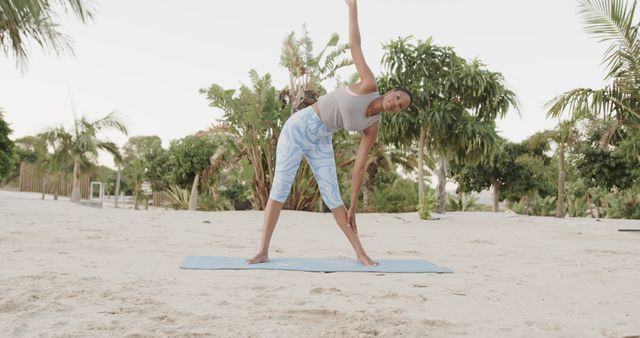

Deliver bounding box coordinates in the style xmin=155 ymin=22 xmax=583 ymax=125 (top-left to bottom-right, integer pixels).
xmin=344 ymin=0 xmax=356 ymax=7
xmin=347 ymin=206 xmax=358 ymax=234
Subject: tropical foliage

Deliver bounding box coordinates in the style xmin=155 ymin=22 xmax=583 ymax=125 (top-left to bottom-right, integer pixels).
xmin=40 ymin=112 xmax=127 ymax=202
xmin=8 ymin=1 xmax=640 ymax=221
xmin=201 ymin=27 xmax=353 ymax=211
xmin=0 ymin=110 xmax=18 ymax=183
xmin=379 ymin=37 xmax=519 ymax=213
xmin=0 ymin=0 xmax=94 ymax=67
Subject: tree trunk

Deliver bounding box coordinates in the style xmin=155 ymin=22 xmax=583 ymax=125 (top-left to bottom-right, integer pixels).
xmin=134 ymin=189 xmax=140 ymax=210
xmin=54 ymin=172 xmax=60 ymax=200
xmin=115 ymin=166 xmax=121 ymax=208
xmin=41 ymin=172 xmax=47 ymax=200
xmin=567 ymin=198 xmax=573 ymax=217
xmin=436 ymin=157 xmax=447 ymax=214
xmin=71 ymin=159 xmax=81 ymax=202
xmin=189 ymin=173 xmax=200 ymax=211
xmin=363 ymin=164 xmax=376 ymax=212
xmin=556 ymin=142 xmax=566 ymax=218
xmin=363 ymin=185 xmax=371 ymax=212
xmin=491 ymin=177 xmax=500 ymax=212
xmin=524 ymin=195 xmax=530 ymax=216
xmin=249 ymin=142 xmax=268 ymax=210
xmin=417 ymin=128 xmax=426 ymax=201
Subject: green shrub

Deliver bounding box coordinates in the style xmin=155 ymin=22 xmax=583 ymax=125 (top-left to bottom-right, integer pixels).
xmin=445 ymin=193 xmax=479 ymax=212
xmin=530 ymin=194 xmax=556 ymax=217
xmin=418 ymin=188 xmax=436 ymax=220
xmin=166 ymin=185 xmax=189 ymax=210
xmin=219 ymin=181 xmax=252 ymax=210
xmin=605 ymin=190 xmax=640 ymax=219
xmin=509 ymin=193 xmax=556 ymax=216
xmin=568 ymin=196 xmax=587 ymax=217
xmin=370 ymin=178 xmax=419 ymax=213
xmin=198 ymin=193 xmax=233 ymax=211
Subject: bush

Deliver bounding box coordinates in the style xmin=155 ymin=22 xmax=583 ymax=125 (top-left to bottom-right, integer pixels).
xmin=418 ymin=188 xmax=436 ymax=220
xmin=568 ymin=196 xmax=587 ymax=217
xmin=166 ymin=185 xmax=189 ymax=210
xmin=219 ymin=181 xmax=252 ymax=210
xmin=530 ymin=195 xmax=556 ymax=217
xmin=445 ymin=193 xmax=479 ymax=212
xmin=369 ymin=178 xmax=419 ymax=213
xmin=509 ymin=193 xmax=556 ymax=216
xmin=605 ymin=190 xmax=640 ymax=219
xmin=198 ymin=193 xmax=233 ymax=211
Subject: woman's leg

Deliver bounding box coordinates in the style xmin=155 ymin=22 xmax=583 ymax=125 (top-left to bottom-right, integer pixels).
xmin=247 ymin=113 xmax=303 ymax=264
xmin=246 ymin=198 xmax=284 ymax=264
xmin=330 ymin=206 xmax=379 ymax=266
xmin=305 ymin=132 xmax=378 ymax=266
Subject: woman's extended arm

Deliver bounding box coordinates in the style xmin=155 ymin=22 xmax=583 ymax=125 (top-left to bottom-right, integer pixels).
xmin=346 ymin=0 xmax=377 ymax=93
xmin=347 ymin=122 xmax=379 ymax=232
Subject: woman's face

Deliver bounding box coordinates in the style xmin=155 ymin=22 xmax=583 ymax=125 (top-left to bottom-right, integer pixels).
xmin=383 ymin=90 xmax=411 ymax=113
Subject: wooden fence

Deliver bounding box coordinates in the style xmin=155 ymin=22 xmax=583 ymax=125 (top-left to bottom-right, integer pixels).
xmin=19 ymin=162 xmax=90 ymax=199
xmin=19 ymin=162 xmax=176 ymax=208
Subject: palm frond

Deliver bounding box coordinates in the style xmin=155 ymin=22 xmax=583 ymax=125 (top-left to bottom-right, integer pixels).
xmin=579 ymin=0 xmax=640 ymax=79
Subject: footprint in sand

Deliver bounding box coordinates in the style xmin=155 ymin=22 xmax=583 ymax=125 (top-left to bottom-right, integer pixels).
xmin=309 ymin=287 xmax=341 ymax=295
xmin=449 ymin=290 xmax=467 ymax=296
xmin=222 ymin=243 xmax=245 ymax=249
xmin=584 ymin=249 xmax=633 ymax=256
xmin=422 ymin=319 xmax=453 ymax=328
xmin=123 ymin=333 xmax=146 ymax=338
xmin=468 ymin=239 xmax=495 ymax=245
xmin=379 ymin=292 xmax=398 ymax=299
xmin=286 ymin=308 xmax=340 ymax=324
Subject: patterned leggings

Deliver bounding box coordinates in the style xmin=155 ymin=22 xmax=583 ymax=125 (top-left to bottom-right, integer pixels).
xmin=269 ymin=105 xmax=344 ymax=209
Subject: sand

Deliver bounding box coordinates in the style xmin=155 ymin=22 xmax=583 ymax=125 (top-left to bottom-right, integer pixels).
xmin=0 ymin=190 xmax=639 ymax=337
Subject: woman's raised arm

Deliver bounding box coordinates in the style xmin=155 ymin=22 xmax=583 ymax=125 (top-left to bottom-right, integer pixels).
xmin=346 ymin=0 xmax=377 ymax=93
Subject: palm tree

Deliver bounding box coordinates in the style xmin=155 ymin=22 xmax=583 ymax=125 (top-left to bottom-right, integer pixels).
xmin=42 ymin=112 xmax=127 ymax=203
xmin=547 ymin=0 xmax=640 ymax=154
xmin=0 ymin=0 xmax=94 ymax=67
xmin=113 ymin=149 xmax=124 ymax=208
xmin=550 ymin=119 xmax=580 ymax=218
xmin=47 ymin=131 xmax=73 ymax=200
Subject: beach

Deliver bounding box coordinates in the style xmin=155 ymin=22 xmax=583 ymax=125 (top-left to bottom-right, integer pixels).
xmin=0 ymin=190 xmax=638 ymax=337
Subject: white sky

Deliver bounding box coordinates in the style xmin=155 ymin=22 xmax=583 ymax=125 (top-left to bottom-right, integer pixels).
xmin=1 ymin=0 xmax=608 ymax=168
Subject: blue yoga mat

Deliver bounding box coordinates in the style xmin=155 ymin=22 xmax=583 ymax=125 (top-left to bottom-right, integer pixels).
xmin=180 ymin=256 xmax=453 ymax=273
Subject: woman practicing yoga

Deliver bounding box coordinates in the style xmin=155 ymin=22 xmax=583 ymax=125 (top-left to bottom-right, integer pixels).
xmin=247 ymin=0 xmax=412 ymax=266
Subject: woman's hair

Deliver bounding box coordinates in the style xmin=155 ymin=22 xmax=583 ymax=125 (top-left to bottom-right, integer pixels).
xmin=394 ymin=88 xmax=413 ymax=109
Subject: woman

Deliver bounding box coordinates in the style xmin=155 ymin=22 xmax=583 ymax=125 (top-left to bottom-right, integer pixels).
xmin=247 ymin=0 xmax=412 ymax=266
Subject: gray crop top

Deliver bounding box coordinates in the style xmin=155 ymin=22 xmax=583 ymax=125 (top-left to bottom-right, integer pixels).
xmin=316 ymin=87 xmax=381 ymax=132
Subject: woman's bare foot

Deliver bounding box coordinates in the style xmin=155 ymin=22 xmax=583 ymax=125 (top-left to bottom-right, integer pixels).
xmin=246 ymin=253 xmax=269 ymax=264
xmin=357 ymin=254 xmax=379 ymax=266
